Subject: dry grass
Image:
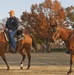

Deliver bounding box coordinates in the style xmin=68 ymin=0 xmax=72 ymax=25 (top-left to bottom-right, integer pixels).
xmin=0 ymin=52 xmax=73 ymax=75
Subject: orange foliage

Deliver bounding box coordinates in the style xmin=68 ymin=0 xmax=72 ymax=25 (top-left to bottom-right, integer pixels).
xmin=21 ymin=0 xmax=66 ymax=40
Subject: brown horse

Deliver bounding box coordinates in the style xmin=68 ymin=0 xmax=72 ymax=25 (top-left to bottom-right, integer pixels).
xmin=0 ymin=30 xmax=37 ymax=70
xmin=51 ymin=25 xmax=74 ymax=75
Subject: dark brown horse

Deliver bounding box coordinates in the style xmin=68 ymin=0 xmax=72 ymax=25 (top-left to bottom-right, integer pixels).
xmin=51 ymin=25 xmax=74 ymax=75
xmin=0 ymin=30 xmax=37 ymax=70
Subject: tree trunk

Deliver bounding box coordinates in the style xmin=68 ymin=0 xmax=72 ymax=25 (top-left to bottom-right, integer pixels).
xmin=45 ymin=43 xmax=50 ymax=53
xmin=44 ymin=39 xmax=50 ymax=53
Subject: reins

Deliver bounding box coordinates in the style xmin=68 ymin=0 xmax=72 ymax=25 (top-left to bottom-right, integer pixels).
xmin=65 ymin=32 xmax=74 ymax=45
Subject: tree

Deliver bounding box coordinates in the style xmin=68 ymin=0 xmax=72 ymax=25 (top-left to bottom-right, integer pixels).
xmin=21 ymin=0 xmax=66 ymax=52
xmin=65 ymin=6 xmax=74 ymax=29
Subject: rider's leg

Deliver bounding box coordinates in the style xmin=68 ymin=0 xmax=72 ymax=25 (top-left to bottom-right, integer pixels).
xmin=9 ymin=30 xmax=17 ymax=49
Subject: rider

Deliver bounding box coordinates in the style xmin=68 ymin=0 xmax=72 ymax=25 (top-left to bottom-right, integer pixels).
xmin=5 ymin=10 xmax=18 ymax=53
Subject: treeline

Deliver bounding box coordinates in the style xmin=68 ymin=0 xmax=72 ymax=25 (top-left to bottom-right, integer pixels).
xmin=1 ymin=0 xmax=74 ymax=52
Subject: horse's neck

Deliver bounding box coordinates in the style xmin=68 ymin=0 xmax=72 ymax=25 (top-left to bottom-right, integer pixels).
xmin=59 ymin=27 xmax=73 ymax=43
xmin=0 ymin=33 xmax=6 ymax=42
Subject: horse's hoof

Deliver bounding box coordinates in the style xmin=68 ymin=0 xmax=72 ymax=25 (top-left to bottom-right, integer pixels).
xmin=67 ymin=70 xmax=72 ymax=75
xmin=7 ymin=66 xmax=10 ymax=71
xmin=26 ymin=67 xmax=30 ymax=70
xmin=20 ymin=67 xmax=23 ymax=70
xmin=20 ymin=64 xmax=23 ymax=70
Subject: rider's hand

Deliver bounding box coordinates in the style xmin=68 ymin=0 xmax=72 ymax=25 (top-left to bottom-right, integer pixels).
xmin=5 ymin=28 xmax=8 ymax=31
xmin=9 ymin=30 xmax=12 ymax=32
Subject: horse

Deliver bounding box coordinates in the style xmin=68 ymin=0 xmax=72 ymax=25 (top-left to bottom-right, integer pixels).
xmin=50 ymin=25 xmax=74 ymax=75
xmin=0 ymin=29 xmax=37 ymax=70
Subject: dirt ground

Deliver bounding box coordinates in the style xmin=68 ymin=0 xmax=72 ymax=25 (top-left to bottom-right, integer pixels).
xmin=0 ymin=52 xmax=74 ymax=75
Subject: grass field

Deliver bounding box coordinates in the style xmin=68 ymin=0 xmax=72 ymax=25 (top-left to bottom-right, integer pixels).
xmin=0 ymin=52 xmax=73 ymax=75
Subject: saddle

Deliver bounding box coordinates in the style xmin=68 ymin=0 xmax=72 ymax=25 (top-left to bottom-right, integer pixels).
xmin=4 ymin=30 xmax=25 ymax=42
xmin=4 ymin=30 xmax=25 ymax=53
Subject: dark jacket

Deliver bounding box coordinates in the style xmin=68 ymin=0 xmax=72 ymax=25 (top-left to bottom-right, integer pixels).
xmin=6 ymin=17 xmax=18 ymax=31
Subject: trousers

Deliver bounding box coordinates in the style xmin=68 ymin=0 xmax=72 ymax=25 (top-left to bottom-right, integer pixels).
xmin=8 ymin=30 xmax=17 ymax=49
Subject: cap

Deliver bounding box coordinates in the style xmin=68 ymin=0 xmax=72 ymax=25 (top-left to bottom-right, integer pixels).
xmin=9 ymin=10 xmax=15 ymax=14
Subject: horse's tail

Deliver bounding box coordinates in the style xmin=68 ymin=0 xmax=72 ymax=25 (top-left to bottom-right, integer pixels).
xmin=30 ymin=35 xmax=37 ymax=51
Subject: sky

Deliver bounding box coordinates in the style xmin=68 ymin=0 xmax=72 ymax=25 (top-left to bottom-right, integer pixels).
xmin=0 ymin=0 xmax=74 ymax=20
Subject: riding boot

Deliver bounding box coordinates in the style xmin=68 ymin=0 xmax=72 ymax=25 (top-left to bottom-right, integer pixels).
xmin=10 ymin=47 xmax=16 ymax=54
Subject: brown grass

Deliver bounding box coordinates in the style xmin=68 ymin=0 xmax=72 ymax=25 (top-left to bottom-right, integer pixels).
xmin=0 ymin=52 xmax=74 ymax=75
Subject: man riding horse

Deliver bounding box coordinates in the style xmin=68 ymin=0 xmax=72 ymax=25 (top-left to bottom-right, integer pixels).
xmin=0 ymin=10 xmax=37 ymax=70
xmin=5 ymin=10 xmax=18 ymax=53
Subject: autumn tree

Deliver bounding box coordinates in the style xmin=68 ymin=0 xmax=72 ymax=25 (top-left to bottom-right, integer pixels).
xmin=21 ymin=0 xmax=66 ymax=52
xmin=65 ymin=6 xmax=74 ymax=29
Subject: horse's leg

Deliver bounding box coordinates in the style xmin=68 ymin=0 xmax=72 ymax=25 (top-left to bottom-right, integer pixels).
xmin=26 ymin=47 xmax=31 ymax=70
xmin=67 ymin=55 xmax=72 ymax=75
xmin=1 ymin=54 xmax=9 ymax=71
xmin=19 ymin=49 xmax=26 ymax=69
xmin=20 ymin=42 xmax=31 ymax=70
xmin=67 ymin=53 xmax=74 ymax=74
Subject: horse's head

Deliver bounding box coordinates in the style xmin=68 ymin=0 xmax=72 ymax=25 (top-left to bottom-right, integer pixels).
xmin=51 ymin=26 xmax=60 ymax=43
